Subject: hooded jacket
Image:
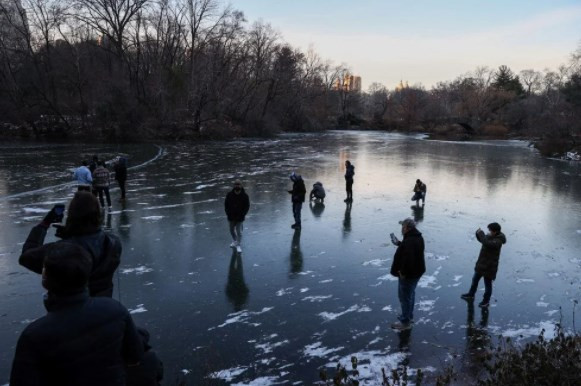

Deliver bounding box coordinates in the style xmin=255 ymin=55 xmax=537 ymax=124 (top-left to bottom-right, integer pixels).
xmin=474 ymin=230 xmax=506 ymax=280
xmin=289 ymin=175 xmax=306 ymax=203
xmin=345 ymin=164 xmax=355 ymax=180
xmin=390 ymin=228 xmax=426 ymax=279
xmin=225 ymin=188 xmax=250 ymax=222
xmin=20 ymin=225 xmax=122 ymax=297
xmin=10 ymin=290 xmax=144 ymax=386
xmin=310 ymin=182 xmax=326 ymax=200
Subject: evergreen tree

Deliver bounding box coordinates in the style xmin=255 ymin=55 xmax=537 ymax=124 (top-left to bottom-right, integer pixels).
xmin=493 ymin=65 xmax=525 ymax=95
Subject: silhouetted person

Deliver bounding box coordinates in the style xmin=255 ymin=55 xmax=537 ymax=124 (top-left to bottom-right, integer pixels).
xmin=114 ymin=157 xmax=128 ymax=200
xmin=461 ymin=222 xmax=507 ymax=308
xmin=20 ymin=192 xmax=122 ymax=297
xmin=309 ymin=201 xmax=325 ymax=218
xmin=411 ymin=179 xmax=426 ymax=205
xmin=410 ymin=203 xmax=424 ymax=224
xmin=288 ymin=172 xmax=306 ymax=229
xmin=224 ymin=180 xmax=250 ymax=253
xmin=89 ymin=155 xmax=99 ymax=195
xmin=309 ymin=181 xmax=326 ymax=202
xmin=344 ymin=160 xmax=355 ymax=202
xmin=10 ymin=243 xmax=144 ymax=386
xmin=389 ymin=218 xmax=425 ymax=330
xmin=93 ymin=161 xmax=112 ymax=210
xmin=126 ymin=328 xmax=164 ymax=386
xmin=290 ymin=230 xmax=303 ymax=274
xmin=73 ymin=160 xmax=92 ymax=192
xmin=225 ymin=251 xmax=249 ymax=311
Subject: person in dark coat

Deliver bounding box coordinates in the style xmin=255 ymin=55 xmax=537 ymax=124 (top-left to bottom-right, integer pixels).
xmin=344 ymin=160 xmax=355 ymax=202
xmin=288 ymin=172 xmax=306 ymax=229
xmin=19 ymin=191 xmax=122 ymax=297
xmin=114 ymin=157 xmax=128 ymax=200
xmin=224 ymin=180 xmax=250 ymax=253
xmin=389 ymin=218 xmax=426 ymax=330
xmin=309 ymin=181 xmax=326 ymax=202
xmin=10 ymin=242 xmax=144 ymax=386
xmin=411 ymin=179 xmax=427 ymax=205
xmin=461 ymin=223 xmax=507 ymax=308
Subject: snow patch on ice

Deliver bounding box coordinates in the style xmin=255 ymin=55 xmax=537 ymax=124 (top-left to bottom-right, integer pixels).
xmin=276 ymin=288 xmax=293 ymax=296
xmin=232 ymin=376 xmax=280 ymax=385
xmin=381 ymin=305 xmax=393 ymax=312
xmin=327 ymin=350 xmax=407 ymax=384
xmin=129 ymin=304 xmax=147 ymax=314
xmin=255 ymin=339 xmax=289 ymax=354
xmin=362 ymin=259 xmax=389 ymax=267
xmin=515 ymin=278 xmax=535 ymax=284
xmin=141 ymin=215 xmax=164 ymax=221
xmin=418 ymin=266 xmax=441 ymax=288
xmin=208 ymin=366 xmax=248 ymax=382
xmin=376 ymin=274 xmax=397 ymax=282
xmin=501 ymin=320 xmax=557 ymax=340
xmin=319 ymin=279 xmax=333 ymax=283
xmin=121 ymin=266 xmax=153 ymax=275
xmin=300 ymin=288 xmax=309 ymax=293
xmin=418 ymin=299 xmax=437 ymax=312
xmin=319 ymin=305 xmax=371 ymax=321
xmin=302 ymin=295 xmax=332 ymax=303
xmin=303 ymin=342 xmax=344 ymax=358
xmin=211 ymin=307 xmax=274 ymax=329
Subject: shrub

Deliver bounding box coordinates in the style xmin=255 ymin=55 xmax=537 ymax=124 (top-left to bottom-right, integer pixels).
xmin=480 ymin=124 xmax=509 ymax=137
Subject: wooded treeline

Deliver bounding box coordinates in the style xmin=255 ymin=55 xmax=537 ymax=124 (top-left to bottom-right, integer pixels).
xmin=1 ymin=0 xmax=580 ymax=152
xmin=1 ymin=0 xmax=354 ymax=139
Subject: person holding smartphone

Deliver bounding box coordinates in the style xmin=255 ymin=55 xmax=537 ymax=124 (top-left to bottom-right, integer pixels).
xmin=389 ymin=218 xmax=425 ymax=330
xmin=19 ymin=192 xmax=122 ymax=297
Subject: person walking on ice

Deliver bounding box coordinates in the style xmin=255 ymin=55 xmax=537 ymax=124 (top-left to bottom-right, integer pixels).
xmin=461 ymin=222 xmax=507 ymax=308
xmin=344 ymin=160 xmax=355 ymax=202
xmin=225 ymin=180 xmax=250 ymax=253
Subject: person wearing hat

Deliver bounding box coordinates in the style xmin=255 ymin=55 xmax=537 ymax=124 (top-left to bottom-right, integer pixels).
xmin=10 ymin=242 xmax=144 ymax=385
xmin=461 ymin=223 xmax=507 ymax=308
xmin=389 ymin=218 xmax=425 ymax=330
xmin=224 ymin=180 xmax=250 ymax=253
xmin=288 ymin=172 xmax=306 ymax=229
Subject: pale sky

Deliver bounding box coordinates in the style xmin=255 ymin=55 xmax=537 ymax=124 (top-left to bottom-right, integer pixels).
xmin=228 ymin=0 xmax=581 ymax=90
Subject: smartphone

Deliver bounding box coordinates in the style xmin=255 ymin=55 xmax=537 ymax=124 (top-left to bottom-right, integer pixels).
xmin=54 ymin=204 xmax=65 ymax=216
xmin=390 ymin=233 xmax=399 ymax=245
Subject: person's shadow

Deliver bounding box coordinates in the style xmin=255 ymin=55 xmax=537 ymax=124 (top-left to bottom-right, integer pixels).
xmin=309 ymin=201 xmax=325 ymax=218
xmin=410 ymin=203 xmax=424 ymax=224
xmin=290 ymin=229 xmax=303 ymax=275
xmin=342 ymin=202 xmax=352 ymax=238
xmin=397 ymin=328 xmax=412 ymax=352
xmin=225 ymin=251 xmax=249 ymax=311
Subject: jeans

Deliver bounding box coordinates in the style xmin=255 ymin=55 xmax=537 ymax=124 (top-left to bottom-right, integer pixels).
xmin=292 ymin=202 xmax=302 ymax=225
xmin=468 ymin=272 xmax=492 ymax=302
xmin=398 ymin=277 xmax=420 ymax=324
xmin=229 ymin=221 xmax=243 ymax=244
xmin=96 ymin=187 xmax=111 ymax=207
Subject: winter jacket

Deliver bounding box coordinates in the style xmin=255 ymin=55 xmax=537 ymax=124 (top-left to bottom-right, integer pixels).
xmin=413 ymin=182 xmax=427 ymax=193
xmin=474 ymin=230 xmax=506 ymax=280
xmin=10 ymin=290 xmax=144 ymax=386
xmin=20 ymin=225 xmax=122 ymax=297
xmin=289 ymin=177 xmax=306 ymax=203
xmin=310 ymin=182 xmax=326 ymax=200
xmin=225 ymin=188 xmax=250 ymax=222
xmin=92 ymin=166 xmax=111 ymax=188
xmin=114 ymin=161 xmax=127 ymax=182
xmin=390 ymin=228 xmax=426 ymax=279
xmin=345 ymin=164 xmax=355 ymax=180
xmin=73 ymin=166 xmax=92 ymax=186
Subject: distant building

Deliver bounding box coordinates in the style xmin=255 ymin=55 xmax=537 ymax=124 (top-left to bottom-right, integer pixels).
xmin=0 ymin=0 xmax=29 ymax=54
xmin=395 ymin=80 xmax=409 ymax=91
xmin=333 ymin=73 xmax=362 ymax=92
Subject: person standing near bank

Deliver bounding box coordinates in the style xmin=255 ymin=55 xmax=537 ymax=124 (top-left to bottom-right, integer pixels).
xmin=114 ymin=157 xmax=128 ymax=201
xmin=461 ymin=222 xmax=506 ymax=308
xmin=288 ymin=172 xmax=306 ymax=229
xmin=344 ymin=160 xmax=355 ymax=202
xmin=225 ymin=180 xmax=250 ymax=253
xmin=389 ymin=218 xmax=425 ymax=330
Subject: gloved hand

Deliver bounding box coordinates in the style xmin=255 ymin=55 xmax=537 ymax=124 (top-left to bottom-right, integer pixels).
xmin=40 ymin=204 xmax=65 ymax=228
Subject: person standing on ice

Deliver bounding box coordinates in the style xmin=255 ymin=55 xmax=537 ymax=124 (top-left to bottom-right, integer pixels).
xmin=73 ymin=161 xmax=92 ymax=192
xmin=389 ymin=218 xmax=425 ymax=330
xmin=344 ymin=160 xmax=355 ymax=202
xmin=461 ymin=222 xmax=506 ymax=308
xmin=288 ymin=172 xmax=306 ymax=229
xmin=224 ymin=180 xmax=250 ymax=253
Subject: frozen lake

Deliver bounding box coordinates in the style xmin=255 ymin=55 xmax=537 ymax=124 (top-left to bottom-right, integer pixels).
xmin=1 ymin=131 xmax=580 ymax=384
